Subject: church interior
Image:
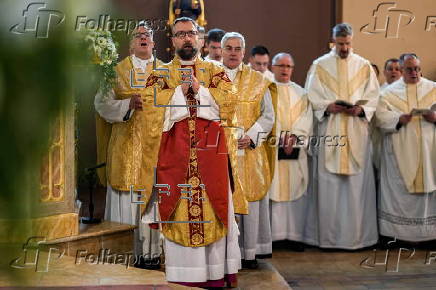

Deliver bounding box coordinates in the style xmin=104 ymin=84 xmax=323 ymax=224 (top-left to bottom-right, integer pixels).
xmin=1 ymin=0 xmax=435 ymax=289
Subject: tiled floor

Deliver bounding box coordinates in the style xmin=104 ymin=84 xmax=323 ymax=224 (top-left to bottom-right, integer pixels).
xmin=4 ymin=238 xmax=436 ymax=289
xmin=269 ymin=242 xmax=436 ymax=290
xmin=238 ymin=259 xmax=291 ymax=290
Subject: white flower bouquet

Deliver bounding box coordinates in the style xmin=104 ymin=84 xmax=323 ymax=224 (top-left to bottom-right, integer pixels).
xmin=84 ymin=30 xmax=119 ymax=95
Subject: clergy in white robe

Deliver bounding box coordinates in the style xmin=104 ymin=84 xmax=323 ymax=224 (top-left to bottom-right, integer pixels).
xmin=372 ymin=58 xmax=403 ymax=171
xmin=268 ymin=53 xmax=313 ymax=245
xmin=94 ymin=23 xmax=162 ymax=268
xmin=305 ymin=23 xmax=380 ymax=249
xmin=220 ymin=32 xmax=276 ymax=268
xmin=143 ymin=18 xmax=240 ymax=287
xmin=375 ymin=54 xmax=436 ymax=242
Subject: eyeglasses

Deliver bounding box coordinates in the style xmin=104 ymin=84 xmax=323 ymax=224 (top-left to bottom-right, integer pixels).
xmin=173 ymin=30 xmax=198 ymax=38
xmin=273 ymin=64 xmax=294 ymax=69
xmin=134 ymin=32 xmax=152 ymax=39
xmin=404 ymin=67 xmax=421 ymax=73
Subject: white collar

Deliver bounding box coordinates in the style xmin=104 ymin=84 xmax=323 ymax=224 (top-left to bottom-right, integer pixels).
xmin=399 ymin=77 xmax=423 ymax=87
xmin=205 ymin=55 xmax=222 ymax=62
xmin=275 ymin=79 xmax=292 ymax=86
xmin=224 ymin=63 xmax=243 ymax=82
xmin=224 ymin=62 xmax=243 ymax=73
xmin=131 ymin=54 xmax=154 ymax=68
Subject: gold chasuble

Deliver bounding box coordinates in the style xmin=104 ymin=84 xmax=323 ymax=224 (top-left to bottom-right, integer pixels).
xmin=376 ymin=78 xmax=436 ymax=193
xmin=96 ymin=56 xmax=164 ymax=207
xmin=307 ymin=49 xmax=380 ymax=175
xmin=229 ymin=64 xmax=277 ymax=206
xmin=145 ymin=56 xmax=237 ymax=247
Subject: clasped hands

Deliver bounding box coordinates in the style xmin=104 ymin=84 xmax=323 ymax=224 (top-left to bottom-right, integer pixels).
xmin=128 ymin=74 xmax=201 ymax=110
xmin=281 ymin=134 xmax=297 ymax=155
xmin=399 ymin=111 xmax=436 ymax=125
xmin=326 ymin=103 xmax=363 ymax=117
xmin=181 ymin=74 xmax=200 ymax=96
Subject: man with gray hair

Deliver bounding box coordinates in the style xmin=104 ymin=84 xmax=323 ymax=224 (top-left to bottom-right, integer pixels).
xmin=376 ymin=53 xmax=436 ymax=243
xmin=269 ymin=52 xmax=313 ymax=250
xmin=221 ymin=31 xmax=276 ymax=268
xmin=305 ymin=23 xmax=380 ymax=249
xmin=95 ymin=21 xmax=163 ymax=269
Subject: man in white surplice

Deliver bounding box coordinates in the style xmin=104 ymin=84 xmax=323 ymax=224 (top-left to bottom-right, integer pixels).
xmin=376 ymin=53 xmax=436 ymax=242
xmin=269 ymin=53 xmax=313 ymax=249
xmin=372 ymin=58 xmax=403 ymax=172
xmin=94 ymin=23 xmax=162 ymax=268
xmin=220 ymin=32 xmax=275 ymax=269
xmin=305 ymin=23 xmax=380 ymax=249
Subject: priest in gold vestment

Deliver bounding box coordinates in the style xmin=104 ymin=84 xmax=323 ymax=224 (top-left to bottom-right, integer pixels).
xmin=376 ymin=54 xmax=436 ymax=242
xmin=220 ymin=32 xmax=276 ymax=268
xmin=268 ymin=53 xmax=313 ymax=248
xmin=142 ymin=17 xmax=240 ymax=287
xmin=305 ymin=23 xmax=380 ymax=249
xmin=94 ymin=23 xmax=162 ymax=268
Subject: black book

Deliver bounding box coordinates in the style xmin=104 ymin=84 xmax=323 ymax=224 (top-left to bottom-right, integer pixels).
xmin=278 ymin=147 xmax=300 ymax=160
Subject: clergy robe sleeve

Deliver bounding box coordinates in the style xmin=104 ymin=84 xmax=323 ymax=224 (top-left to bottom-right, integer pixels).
xmin=292 ymin=96 xmax=314 ymax=145
xmin=305 ymin=64 xmax=331 ymax=122
xmin=246 ymin=89 xmax=275 ymax=146
xmin=375 ymin=96 xmax=402 ymax=133
xmin=94 ymin=88 xmax=134 ymax=123
xmin=360 ymin=63 xmax=381 ymax=122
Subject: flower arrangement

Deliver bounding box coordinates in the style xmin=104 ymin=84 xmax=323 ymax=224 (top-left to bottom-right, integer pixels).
xmin=84 ymin=30 xmax=119 ymax=95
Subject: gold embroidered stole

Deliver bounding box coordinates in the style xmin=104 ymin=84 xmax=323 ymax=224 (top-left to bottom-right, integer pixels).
xmin=230 ymin=64 xmax=276 ymax=202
